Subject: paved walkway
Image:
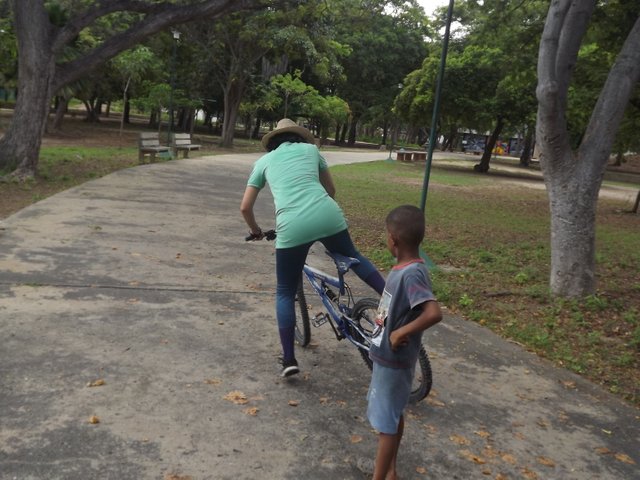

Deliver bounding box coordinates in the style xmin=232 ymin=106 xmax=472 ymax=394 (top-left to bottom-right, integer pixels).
xmin=0 ymin=152 xmax=638 ymax=479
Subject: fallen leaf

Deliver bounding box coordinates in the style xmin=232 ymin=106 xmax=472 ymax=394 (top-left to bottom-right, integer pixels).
xmin=350 ymin=435 xmax=363 ymax=444
xmin=475 ymin=430 xmax=491 ymax=439
xmin=223 ymin=391 xmax=248 ymax=405
xmin=481 ymin=468 xmax=492 ymax=475
xmin=88 ymin=415 xmax=100 ymax=424
xmin=521 ymin=467 xmax=538 ymax=479
xmin=288 ymin=400 xmax=299 ymax=407
xmin=319 ymin=397 xmax=330 ymax=404
xmin=536 ymin=419 xmax=549 ymax=429
xmin=450 ymin=434 xmax=471 ymax=445
xmin=614 ymin=453 xmax=635 ymax=465
xmin=595 ymin=447 xmax=613 ymax=455
xmin=501 ymin=453 xmax=517 ymax=465
xmin=426 ymin=396 xmax=445 ymax=407
xmin=537 ymin=456 xmax=556 ymax=467
xmin=460 ymin=449 xmax=486 ymax=464
xmin=424 ymin=424 xmax=438 ymax=434
xmin=561 ymin=380 xmax=577 ymax=389
xmin=495 ymin=474 xmax=508 ymax=480
xmin=204 ymin=378 xmax=221 ymax=385
xmin=601 ymin=429 xmax=613 ymax=435
xmin=416 ymin=466 xmax=427 ymax=474
xmin=243 ymin=407 xmax=259 ymax=416
xmin=165 ymin=475 xmax=192 ymax=480
xmin=87 ymin=379 xmax=105 ymax=387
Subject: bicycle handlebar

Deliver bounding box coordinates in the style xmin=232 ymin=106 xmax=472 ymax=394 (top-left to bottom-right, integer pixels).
xmin=245 ymin=229 xmax=276 ymax=242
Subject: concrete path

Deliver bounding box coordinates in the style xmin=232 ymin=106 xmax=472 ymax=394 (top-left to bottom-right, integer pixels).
xmin=0 ymin=151 xmax=638 ymax=480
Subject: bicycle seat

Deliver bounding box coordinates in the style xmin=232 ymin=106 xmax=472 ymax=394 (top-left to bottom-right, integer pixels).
xmin=326 ymin=251 xmax=360 ymax=274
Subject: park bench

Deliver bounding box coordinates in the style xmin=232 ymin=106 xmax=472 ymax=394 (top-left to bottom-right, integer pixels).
xmin=396 ymin=149 xmax=427 ymax=162
xmin=138 ymin=132 xmax=170 ymax=163
xmin=171 ymin=133 xmax=201 ymax=158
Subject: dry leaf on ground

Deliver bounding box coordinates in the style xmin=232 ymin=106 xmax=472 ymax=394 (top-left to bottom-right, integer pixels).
xmin=614 ymin=453 xmax=635 ymax=465
xmin=459 ymin=449 xmax=486 ymax=464
xmin=223 ymin=391 xmax=248 ymax=405
xmin=87 ymin=379 xmax=105 ymax=387
xmin=288 ymin=400 xmax=299 ymax=407
xmin=501 ymin=453 xmax=517 ymax=465
xmin=204 ymin=378 xmax=221 ymax=385
xmin=416 ymin=466 xmax=427 ymax=474
xmin=521 ymin=467 xmax=538 ymax=479
xmin=450 ymin=434 xmax=471 ymax=445
xmin=88 ymin=415 xmax=100 ymax=424
xmin=426 ymin=396 xmax=445 ymax=407
xmin=350 ymin=435 xmax=363 ymax=444
xmin=475 ymin=430 xmax=491 ymax=439
xmin=165 ymin=475 xmax=192 ymax=480
xmin=243 ymin=407 xmax=259 ymax=416
xmin=537 ymin=456 xmax=556 ymax=467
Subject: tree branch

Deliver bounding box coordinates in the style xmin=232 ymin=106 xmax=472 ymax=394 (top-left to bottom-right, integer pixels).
xmin=554 ymin=0 xmax=595 ymax=109
xmin=579 ymin=16 xmax=640 ymax=169
xmin=52 ymin=0 xmax=267 ymax=90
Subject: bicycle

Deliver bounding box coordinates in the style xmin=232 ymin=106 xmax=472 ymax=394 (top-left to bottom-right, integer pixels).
xmin=246 ymin=230 xmax=432 ymax=403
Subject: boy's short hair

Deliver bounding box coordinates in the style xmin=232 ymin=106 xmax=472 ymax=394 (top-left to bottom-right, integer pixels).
xmin=386 ymin=205 xmax=425 ymax=247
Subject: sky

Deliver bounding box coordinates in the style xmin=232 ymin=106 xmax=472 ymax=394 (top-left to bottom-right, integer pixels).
xmin=416 ymin=0 xmax=451 ymax=16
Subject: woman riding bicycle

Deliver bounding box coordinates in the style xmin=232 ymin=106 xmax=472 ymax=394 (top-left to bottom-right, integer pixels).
xmin=240 ymin=118 xmax=385 ymax=377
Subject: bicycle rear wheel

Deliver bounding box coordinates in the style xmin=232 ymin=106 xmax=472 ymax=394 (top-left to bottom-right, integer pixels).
xmin=294 ymin=278 xmax=311 ymax=346
xmin=350 ymin=298 xmax=433 ymax=403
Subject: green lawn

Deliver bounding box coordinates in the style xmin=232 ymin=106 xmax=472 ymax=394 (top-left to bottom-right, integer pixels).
xmin=332 ymin=160 xmax=640 ymax=406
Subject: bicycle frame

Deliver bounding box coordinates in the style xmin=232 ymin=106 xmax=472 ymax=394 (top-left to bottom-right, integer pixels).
xmin=301 ymin=256 xmax=372 ymax=351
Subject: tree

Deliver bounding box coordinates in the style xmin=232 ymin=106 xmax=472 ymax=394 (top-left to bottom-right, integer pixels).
xmin=0 ymin=0 xmax=272 ymax=179
xmin=536 ymin=1 xmax=640 ymax=297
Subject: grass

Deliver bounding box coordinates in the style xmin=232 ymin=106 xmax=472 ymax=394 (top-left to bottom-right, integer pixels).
xmin=1 ymin=120 xmax=639 ymax=407
xmin=332 ymin=161 xmax=640 ymax=406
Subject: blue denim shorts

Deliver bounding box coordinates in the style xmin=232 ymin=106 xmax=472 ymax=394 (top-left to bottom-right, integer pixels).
xmin=367 ymin=363 xmax=413 ymax=434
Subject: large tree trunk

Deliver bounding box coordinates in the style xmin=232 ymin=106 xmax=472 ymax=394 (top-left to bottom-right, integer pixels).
xmin=347 ymin=113 xmax=360 ymax=146
xmin=519 ymin=125 xmax=533 ymax=167
xmin=0 ymin=0 xmax=54 ymax=178
xmin=220 ymin=78 xmax=245 ymax=148
xmin=474 ymin=116 xmax=504 ymax=173
xmin=536 ymin=1 xmax=640 ymax=297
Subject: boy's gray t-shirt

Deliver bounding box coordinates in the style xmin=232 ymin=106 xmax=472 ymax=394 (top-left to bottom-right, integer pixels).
xmin=369 ymin=260 xmax=435 ymax=369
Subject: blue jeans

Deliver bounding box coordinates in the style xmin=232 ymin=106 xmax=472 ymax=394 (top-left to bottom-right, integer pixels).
xmin=275 ymin=229 xmax=381 ymax=330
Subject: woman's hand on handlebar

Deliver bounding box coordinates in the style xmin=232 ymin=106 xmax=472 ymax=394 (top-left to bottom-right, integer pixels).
xmin=245 ymin=229 xmax=276 ymax=241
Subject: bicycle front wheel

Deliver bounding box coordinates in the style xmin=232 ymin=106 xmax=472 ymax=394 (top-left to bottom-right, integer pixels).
xmin=350 ymin=298 xmax=433 ymax=403
xmin=294 ymin=278 xmax=311 ymax=346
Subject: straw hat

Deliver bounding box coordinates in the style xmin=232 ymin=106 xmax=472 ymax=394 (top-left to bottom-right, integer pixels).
xmin=260 ymin=118 xmax=315 ymax=150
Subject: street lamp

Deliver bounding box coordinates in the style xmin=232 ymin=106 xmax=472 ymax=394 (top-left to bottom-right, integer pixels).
xmin=167 ymin=29 xmax=181 ymax=155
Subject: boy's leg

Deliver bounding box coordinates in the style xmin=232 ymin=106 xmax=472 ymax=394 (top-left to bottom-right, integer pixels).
xmin=386 ymin=415 xmax=404 ymax=479
xmin=373 ymin=432 xmax=399 ymax=480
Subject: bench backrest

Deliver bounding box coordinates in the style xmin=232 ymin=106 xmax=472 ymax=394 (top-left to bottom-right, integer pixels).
xmin=172 ymin=133 xmax=193 ymax=146
xmin=139 ymin=132 xmax=161 ymax=148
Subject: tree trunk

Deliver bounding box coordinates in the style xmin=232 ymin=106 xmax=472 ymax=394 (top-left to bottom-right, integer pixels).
xmin=475 ymin=116 xmax=504 ymax=173
xmin=123 ymin=99 xmax=131 ymax=124
xmin=52 ymin=95 xmax=70 ymax=131
xmin=0 ymin=0 xmax=53 ymax=178
xmin=347 ymin=114 xmax=360 ymax=146
xmin=0 ymin=0 xmax=266 ymax=179
xmin=536 ymin=1 xmax=640 ymax=297
xmin=251 ymin=115 xmax=262 ymax=138
xmin=519 ymin=126 xmax=533 ymax=167
xmin=220 ymin=77 xmax=245 ymax=148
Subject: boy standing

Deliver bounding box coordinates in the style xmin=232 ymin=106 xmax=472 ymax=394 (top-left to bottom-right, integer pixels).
xmin=367 ymin=205 xmax=443 ymax=480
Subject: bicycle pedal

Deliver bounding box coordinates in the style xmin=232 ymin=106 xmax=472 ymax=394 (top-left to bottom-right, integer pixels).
xmin=312 ymin=313 xmax=328 ymax=327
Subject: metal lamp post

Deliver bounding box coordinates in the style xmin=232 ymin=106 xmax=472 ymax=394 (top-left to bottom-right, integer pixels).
xmin=167 ymin=29 xmax=180 ymax=155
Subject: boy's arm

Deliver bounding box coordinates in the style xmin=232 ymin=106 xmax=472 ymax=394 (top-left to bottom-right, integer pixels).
xmin=389 ymin=300 xmax=442 ymax=351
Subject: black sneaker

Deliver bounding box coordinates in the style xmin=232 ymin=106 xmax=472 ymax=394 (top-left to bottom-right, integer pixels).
xmin=280 ymin=358 xmax=300 ymax=377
